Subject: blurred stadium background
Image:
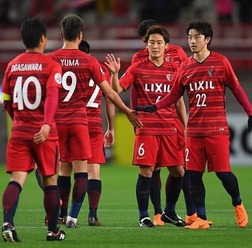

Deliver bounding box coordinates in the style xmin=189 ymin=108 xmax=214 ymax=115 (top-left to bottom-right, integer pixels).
xmin=0 ymin=0 xmax=252 ymax=165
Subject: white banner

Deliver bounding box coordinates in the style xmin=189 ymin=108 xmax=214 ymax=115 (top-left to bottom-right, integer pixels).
xmin=228 ymin=113 xmax=252 ymax=166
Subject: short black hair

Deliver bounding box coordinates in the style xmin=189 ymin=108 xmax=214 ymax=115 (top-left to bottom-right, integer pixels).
xmin=138 ymin=19 xmax=158 ymax=37
xmin=186 ymin=20 xmax=213 ymax=45
xmin=143 ymin=25 xmax=170 ymax=44
xmin=21 ymin=18 xmax=46 ymax=49
xmin=79 ymin=39 xmax=90 ymax=54
xmin=60 ymin=14 xmax=84 ymax=41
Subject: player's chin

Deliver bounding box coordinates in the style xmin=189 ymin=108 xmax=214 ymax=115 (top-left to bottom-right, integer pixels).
xmin=190 ymin=47 xmax=197 ymax=52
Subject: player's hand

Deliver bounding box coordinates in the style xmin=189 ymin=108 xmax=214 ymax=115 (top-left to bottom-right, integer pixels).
xmin=134 ymin=105 xmax=157 ymax=113
xmin=33 ymin=124 xmax=51 ymax=144
xmin=104 ymin=54 xmax=120 ymax=74
xmin=103 ymin=130 xmax=114 ymax=148
xmin=127 ymin=110 xmax=143 ymax=128
xmin=248 ymin=116 xmax=252 ymax=132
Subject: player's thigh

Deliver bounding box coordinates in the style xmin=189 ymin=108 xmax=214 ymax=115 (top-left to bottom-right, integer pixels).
xmin=34 ymin=140 xmax=59 ymax=176
xmin=133 ymin=135 xmax=158 ymax=166
xmin=88 ymin=132 xmax=105 ymax=164
xmin=57 ymin=125 xmax=71 ymax=162
xmin=6 ymin=139 xmax=34 ymax=173
xmin=206 ymin=135 xmax=230 ymax=172
xmin=69 ymin=125 xmax=92 ymax=160
xmin=158 ymin=135 xmax=184 ymax=167
xmin=185 ymin=136 xmax=207 ymax=172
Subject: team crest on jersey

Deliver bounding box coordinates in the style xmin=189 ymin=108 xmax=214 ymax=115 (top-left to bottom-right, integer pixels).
xmin=54 ymin=73 xmax=62 ymax=84
xmin=166 ymin=73 xmax=173 ymax=82
xmin=208 ymin=67 xmax=215 ymax=77
xmin=165 ymin=56 xmax=172 ymax=62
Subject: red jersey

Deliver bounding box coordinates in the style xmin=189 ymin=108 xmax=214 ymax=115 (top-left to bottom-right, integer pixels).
xmin=130 ymin=44 xmax=187 ymax=108
xmin=48 ymin=49 xmax=106 ymax=126
xmin=87 ymin=64 xmax=111 ymax=134
xmin=120 ymin=58 xmax=178 ymax=136
xmin=2 ymin=52 xmax=62 ymax=141
xmin=171 ymin=51 xmax=240 ymax=137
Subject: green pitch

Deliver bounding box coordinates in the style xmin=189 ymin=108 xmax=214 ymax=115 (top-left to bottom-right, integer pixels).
xmin=0 ymin=164 xmax=251 ymax=247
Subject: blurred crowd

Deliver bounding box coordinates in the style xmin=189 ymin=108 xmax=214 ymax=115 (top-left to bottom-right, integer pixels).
xmin=0 ymin=0 xmax=252 ymax=26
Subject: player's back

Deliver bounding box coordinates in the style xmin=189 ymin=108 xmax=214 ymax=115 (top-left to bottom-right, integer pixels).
xmin=2 ymin=52 xmax=60 ymax=140
xmin=86 ymin=63 xmax=110 ymax=134
xmin=48 ymin=49 xmax=106 ymax=125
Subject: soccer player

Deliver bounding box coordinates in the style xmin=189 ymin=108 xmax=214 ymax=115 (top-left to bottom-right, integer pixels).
xmin=105 ymin=25 xmax=186 ymax=227
xmin=131 ymin=19 xmax=196 ymax=226
xmin=48 ymin=14 xmax=142 ymax=228
xmin=135 ymin=20 xmax=252 ymax=229
xmin=57 ymin=40 xmax=115 ymax=226
xmin=1 ymin=18 xmax=66 ymax=242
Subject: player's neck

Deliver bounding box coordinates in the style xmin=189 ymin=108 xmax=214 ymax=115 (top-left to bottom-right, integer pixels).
xmin=62 ymin=41 xmax=79 ymax=49
xmin=26 ymin=48 xmax=43 ymax=54
xmin=193 ymin=50 xmax=210 ymax=63
xmin=149 ymin=56 xmax=164 ymax=67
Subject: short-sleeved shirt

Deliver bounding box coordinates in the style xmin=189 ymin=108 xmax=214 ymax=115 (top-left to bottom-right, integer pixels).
xmin=48 ymin=49 xmax=106 ymax=126
xmin=120 ymin=58 xmax=178 ymax=136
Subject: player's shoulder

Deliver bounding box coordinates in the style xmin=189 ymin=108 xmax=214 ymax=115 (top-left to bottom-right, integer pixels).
xmin=210 ymin=51 xmax=230 ymax=64
xmin=168 ymin=44 xmax=184 ymax=51
xmin=132 ymin=57 xmax=149 ymax=68
xmin=132 ymin=48 xmax=148 ymax=63
xmin=210 ymin=51 xmax=226 ymax=59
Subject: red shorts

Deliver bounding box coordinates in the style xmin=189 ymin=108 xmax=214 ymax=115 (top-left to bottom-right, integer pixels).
xmin=133 ymin=135 xmax=184 ymax=167
xmin=185 ymin=135 xmax=231 ymax=172
xmin=6 ymin=139 xmax=59 ymax=176
xmin=88 ymin=133 xmax=106 ymax=164
xmin=57 ymin=125 xmax=92 ymax=162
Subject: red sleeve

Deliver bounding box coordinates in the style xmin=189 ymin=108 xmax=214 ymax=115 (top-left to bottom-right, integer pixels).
xmin=155 ymin=92 xmax=180 ymax=110
xmin=3 ymin=101 xmax=14 ymax=119
xmin=44 ymin=87 xmax=59 ymax=126
xmin=232 ymin=85 xmax=252 ymax=116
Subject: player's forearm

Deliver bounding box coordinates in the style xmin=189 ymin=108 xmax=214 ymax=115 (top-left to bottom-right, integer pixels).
xmin=106 ymin=90 xmax=131 ymax=115
xmin=105 ymin=97 xmax=115 ymax=131
xmin=155 ymin=92 xmax=180 ymax=110
xmin=175 ymin=97 xmax=187 ymax=128
xmin=111 ymin=73 xmax=123 ymax=93
xmin=232 ymin=85 xmax=252 ymax=116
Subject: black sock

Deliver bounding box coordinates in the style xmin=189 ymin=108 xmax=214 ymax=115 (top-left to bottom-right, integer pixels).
xmin=136 ymin=174 xmax=151 ymax=219
xmin=164 ymin=174 xmax=183 ymax=214
xmin=88 ymin=179 xmax=101 ymax=219
xmin=57 ymin=175 xmax=71 ymax=217
xmin=182 ymin=170 xmax=196 ymax=215
xmin=3 ymin=181 xmax=22 ymax=226
xmin=189 ymin=171 xmax=206 ymax=220
xmin=150 ymin=169 xmax=162 ymax=214
xmin=216 ymin=172 xmax=241 ymax=206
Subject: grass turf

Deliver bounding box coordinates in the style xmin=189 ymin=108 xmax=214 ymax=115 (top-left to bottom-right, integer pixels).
xmin=0 ymin=164 xmax=251 ymax=247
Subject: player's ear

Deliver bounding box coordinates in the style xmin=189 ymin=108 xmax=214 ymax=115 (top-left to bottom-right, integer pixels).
xmin=60 ymin=30 xmax=63 ymax=39
xmin=40 ymin=34 xmax=47 ymax=44
xmin=78 ymin=31 xmax=83 ymax=41
xmin=206 ymin=36 xmax=211 ymax=44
